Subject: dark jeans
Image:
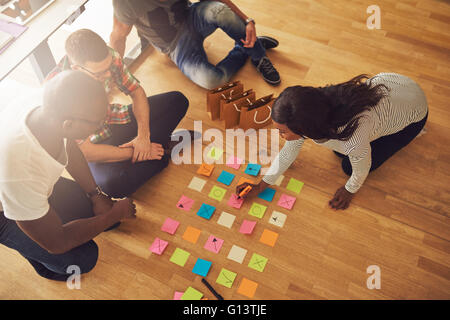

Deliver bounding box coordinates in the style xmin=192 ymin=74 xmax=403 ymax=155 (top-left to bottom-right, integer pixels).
xmin=0 ymin=178 xmax=99 ymax=280
xmin=340 ymin=113 xmax=428 ymax=175
xmin=88 ymin=91 xmax=189 ymax=198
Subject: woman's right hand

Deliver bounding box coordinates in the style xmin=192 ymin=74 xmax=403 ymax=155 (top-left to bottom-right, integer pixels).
xmin=235 ymin=181 xmax=269 ymax=199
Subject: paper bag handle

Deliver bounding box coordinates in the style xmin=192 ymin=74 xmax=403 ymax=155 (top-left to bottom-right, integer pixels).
xmin=233 ymin=103 xmax=241 ymax=112
xmin=253 ymin=106 xmax=272 ymax=124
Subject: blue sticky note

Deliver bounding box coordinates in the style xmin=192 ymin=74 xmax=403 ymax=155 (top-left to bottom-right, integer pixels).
xmin=197 ymin=203 xmax=216 ymax=220
xmin=245 ymin=164 xmax=262 ymax=176
xmin=192 ymin=258 xmax=212 ymax=277
xmin=217 ymin=170 xmax=235 ymax=186
xmin=257 ymin=187 xmax=276 ymax=202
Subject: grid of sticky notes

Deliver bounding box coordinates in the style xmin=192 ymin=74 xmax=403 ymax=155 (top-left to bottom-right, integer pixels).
xmin=149 ymin=156 xmax=304 ymax=299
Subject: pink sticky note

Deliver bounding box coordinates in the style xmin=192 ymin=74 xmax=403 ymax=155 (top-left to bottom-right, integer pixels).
xmin=239 ymin=220 xmax=257 ymax=234
xmin=149 ymin=237 xmax=168 ymax=255
xmin=173 ymin=291 xmax=184 ymax=300
xmin=277 ymin=194 xmax=296 ymax=210
xmin=176 ymin=195 xmax=194 ymax=211
xmin=204 ymin=235 xmax=224 ymax=254
xmin=227 ymin=193 xmax=244 ymax=209
xmin=226 ymin=156 xmax=243 ymax=170
xmin=161 ymin=217 xmax=180 ymax=235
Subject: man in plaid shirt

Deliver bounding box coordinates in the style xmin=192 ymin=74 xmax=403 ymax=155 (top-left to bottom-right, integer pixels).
xmin=46 ymin=29 xmax=189 ymax=198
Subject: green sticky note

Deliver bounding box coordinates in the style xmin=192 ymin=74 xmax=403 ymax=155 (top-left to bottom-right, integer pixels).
xmin=207 ymin=147 xmax=223 ymax=161
xmin=208 ymin=185 xmax=227 ymax=202
xmin=181 ymin=286 xmax=203 ymax=300
xmin=216 ymin=268 xmax=237 ymax=288
xmin=248 ymin=203 xmax=267 ymax=219
xmin=248 ymin=253 xmax=268 ymax=272
xmin=286 ymin=178 xmax=304 ymax=194
xmin=169 ymin=248 xmax=190 ymax=267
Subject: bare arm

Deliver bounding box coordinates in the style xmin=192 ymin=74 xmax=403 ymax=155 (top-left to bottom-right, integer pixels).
xmin=110 ymin=15 xmax=133 ymax=57
xmin=79 ymin=139 xmax=133 ymax=163
xmin=16 ymin=199 xmax=135 ymax=254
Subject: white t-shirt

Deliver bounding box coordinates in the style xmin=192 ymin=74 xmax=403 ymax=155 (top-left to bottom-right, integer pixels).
xmin=0 ymin=93 xmax=67 ymax=221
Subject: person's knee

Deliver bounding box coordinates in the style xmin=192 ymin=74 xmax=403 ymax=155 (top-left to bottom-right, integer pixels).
xmin=205 ymin=1 xmax=242 ymax=28
xmin=169 ymin=91 xmax=189 ymax=115
xmin=65 ymin=241 xmax=99 ymax=275
xmin=341 ymin=158 xmax=352 ymax=176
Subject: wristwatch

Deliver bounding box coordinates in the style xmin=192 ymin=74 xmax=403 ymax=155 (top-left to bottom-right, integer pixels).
xmin=86 ymin=185 xmax=106 ymax=199
xmin=245 ymin=17 xmax=255 ymax=25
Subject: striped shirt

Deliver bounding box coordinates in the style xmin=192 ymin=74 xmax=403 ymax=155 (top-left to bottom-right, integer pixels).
xmin=45 ymin=47 xmax=141 ymax=144
xmin=263 ymin=73 xmax=428 ymax=193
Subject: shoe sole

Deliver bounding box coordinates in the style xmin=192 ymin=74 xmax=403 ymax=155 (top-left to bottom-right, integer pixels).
xmin=258 ymin=36 xmax=279 ymax=50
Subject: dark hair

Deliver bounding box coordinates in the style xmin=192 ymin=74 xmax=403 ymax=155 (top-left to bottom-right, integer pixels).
xmin=43 ymin=70 xmax=107 ymax=119
xmin=272 ymin=74 xmax=388 ymax=140
xmin=65 ymin=29 xmax=109 ymax=65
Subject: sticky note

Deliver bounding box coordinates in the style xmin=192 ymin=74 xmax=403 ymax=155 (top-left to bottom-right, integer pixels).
xmin=188 ymin=176 xmax=206 ymax=192
xmin=192 ymin=258 xmax=212 ymax=277
xmin=197 ymin=163 xmax=215 ymax=177
xmin=217 ymin=170 xmax=235 ymax=186
xmin=207 ymin=147 xmax=223 ymax=161
xmin=208 ymin=185 xmax=227 ymax=202
xmin=269 ymin=211 xmax=287 ymax=228
xmin=182 ymin=226 xmax=201 ymax=244
xmin=161 ymin=217 xmax=180 ymax=235
xmin=286 ymin=178 xmax=304 ymax=194
xmin=248 ymin=253 xmax=268 ymax=272
xmin=173 ymin=291 xmax=183 ymax=300
xmin=197 ymin=203 xmax=216 ymax=220
xmin=204 ymin=235 xmax=224 ymax=253
xmin=217 ymin=211 xmax=236 ymax=228
xmin=237 ymin=278 xmax=258 ymax=298
xmin=181 ymin=286 xmax=203 ymax=300
xmin=237 ymin=177 xmax=254 ymax=186
xmin=227 ymin=193 xmax=244 ymax=209
xmin=277 ymin=194 xmax=296 ymax=210
xmin=216 ymin=268 xmax=237 ymax=288
xmin=170 ymin=248 xmax=190 ymax=267
xmin=227 ymin=245 xmax=247 ymax=264
xmin=149 ymin=237 xmax=168 ymax=255
xmin=239 ymin=220 xmax=256 ymax=235
xmin=248 ymin=203 xmax=267 ymax=219
xmin=259 ymin=229 xmax=279 ymax=247
xmin=226 ymin=156 xmax=243 ymax=170
xmin=176 ymin=195 xmax=194 ymax=211
xmin=245 ymin=163 xmax=262 ymax=176
xmin=257 ymin=187 xmax=276 ymax=202
xmin=274 ymin=175 xmax=284 ymax=186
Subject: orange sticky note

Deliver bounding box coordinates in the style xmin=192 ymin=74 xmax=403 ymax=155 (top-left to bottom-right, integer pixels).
xmin=237 ymin=177 xmax=254 ymax=186
xmin=259 ymin=229 xmax=279 ymax=247
xmin=237 ymin=278 xmax=258 ymax=298
xmin=182 ymin=226 xmax=202 ymax=244
xmin=197 ymin=163 xmax=215 ymax=177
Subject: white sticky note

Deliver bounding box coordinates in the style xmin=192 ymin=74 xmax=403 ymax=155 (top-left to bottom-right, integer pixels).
xmin=188 ymin=176 xmax=207 ymax=192
xmin=227 ymin=245 xmax=248 ymax=264
xmin=269 ymin=211 xmax=287 ymax=228
xmin=217 ymin=211 xmax=236 ymax=229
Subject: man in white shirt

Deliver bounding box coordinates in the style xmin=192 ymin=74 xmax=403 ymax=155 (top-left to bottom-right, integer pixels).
xmin=0 ymin=71 xmax=136 ymax=281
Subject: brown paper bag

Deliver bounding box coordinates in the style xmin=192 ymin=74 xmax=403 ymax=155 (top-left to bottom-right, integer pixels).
xmin=220 ymin=89 xmax=256 ymax=128
xmin=239 ymin=94 xmax=274 ymax=130
xmin=206 ymin=81 xmax=243 ymax=120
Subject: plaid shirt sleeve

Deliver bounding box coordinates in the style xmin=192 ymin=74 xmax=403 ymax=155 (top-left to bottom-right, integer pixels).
xmin=89 ymin=103 xmax=131 ymax=144
xmin=108 ymin=47 xmax=141 ymax=95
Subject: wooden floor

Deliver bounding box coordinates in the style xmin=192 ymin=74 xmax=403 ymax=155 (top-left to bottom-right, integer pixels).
xmin=1 ymin=0 xmax=449 ymax=300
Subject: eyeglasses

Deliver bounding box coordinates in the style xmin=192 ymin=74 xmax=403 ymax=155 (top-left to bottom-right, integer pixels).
xmin=75 ymin=64 xmax=112 ymax=78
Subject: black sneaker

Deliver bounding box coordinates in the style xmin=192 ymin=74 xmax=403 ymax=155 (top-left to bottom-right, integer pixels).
xmin=252 ymin=57 xmax=281 ymax=86
xmin=258 ymin=36 xmax=279 ymax=50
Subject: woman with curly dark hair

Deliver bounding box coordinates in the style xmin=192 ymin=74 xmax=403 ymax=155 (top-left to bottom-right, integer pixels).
xmin=236 ymin=73 xmax=428 ymax=210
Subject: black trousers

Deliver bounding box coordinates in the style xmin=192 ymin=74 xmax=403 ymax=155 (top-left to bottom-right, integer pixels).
xmin=88 ymin=91 xmax=189 ymax=198
xmin=340 ymin=113 xmax=428 ymax=176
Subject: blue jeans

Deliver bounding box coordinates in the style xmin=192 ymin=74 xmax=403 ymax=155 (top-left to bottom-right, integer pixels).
xmin=0 ymin=178 xmax=99 ymax=279
xmin=88 ymin=91 xmax=189 ymax=198
xmin=169 ymin=1 xmax=266 ymax=89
